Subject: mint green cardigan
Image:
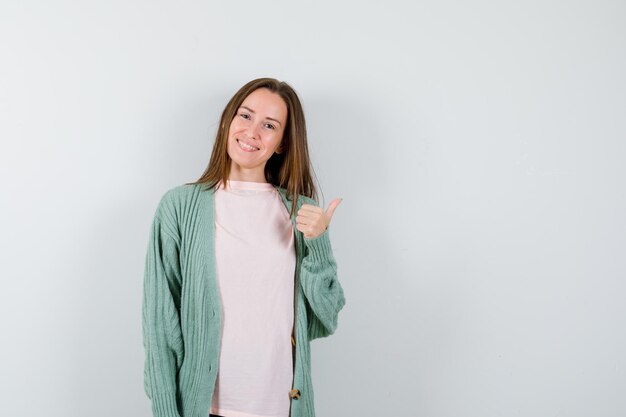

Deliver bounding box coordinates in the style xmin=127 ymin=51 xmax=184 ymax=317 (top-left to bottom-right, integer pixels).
xmin=142 ymin=183 xmax=346 ymax=417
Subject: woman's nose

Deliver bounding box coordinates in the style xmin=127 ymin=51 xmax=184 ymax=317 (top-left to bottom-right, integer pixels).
xmin=246 ymin=122 xmax=261 ymax=139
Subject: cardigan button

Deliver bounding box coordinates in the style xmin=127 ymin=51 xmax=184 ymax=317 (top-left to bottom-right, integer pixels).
xmin=289 ymin=388 xmax=301 ymax=399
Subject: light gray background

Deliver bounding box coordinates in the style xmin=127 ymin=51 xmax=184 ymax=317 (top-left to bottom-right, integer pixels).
xmin=1 ymin=1 xmax=624 ymax=416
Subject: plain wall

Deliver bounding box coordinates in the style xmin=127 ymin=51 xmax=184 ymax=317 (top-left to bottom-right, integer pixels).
xmin=1 ymin=1 xmax=624 ymax=416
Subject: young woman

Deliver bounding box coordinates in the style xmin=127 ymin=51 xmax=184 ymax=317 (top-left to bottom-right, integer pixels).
xmin=142 ymin=77 xmax=346 ymax=417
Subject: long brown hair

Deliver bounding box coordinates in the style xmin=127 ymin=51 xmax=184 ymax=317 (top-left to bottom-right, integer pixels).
xmin=187 ymin=77 xmax=319 ymax=217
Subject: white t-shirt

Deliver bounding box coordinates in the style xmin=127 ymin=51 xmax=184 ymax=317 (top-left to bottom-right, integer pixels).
xmin=210 ymin=179 xmax=296 ymax=417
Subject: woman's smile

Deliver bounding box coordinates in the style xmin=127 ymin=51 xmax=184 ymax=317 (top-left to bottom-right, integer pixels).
xmin=236 ymin=138 xmax=260 ymax=152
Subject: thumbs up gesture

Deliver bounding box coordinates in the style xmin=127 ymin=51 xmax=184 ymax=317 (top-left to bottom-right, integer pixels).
xmin=296 ymin=198 xmax=343 ymax=239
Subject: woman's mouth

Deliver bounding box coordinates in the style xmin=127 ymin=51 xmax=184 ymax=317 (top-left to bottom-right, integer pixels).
xmin=237 ymin=139 xmax=259 ymax=152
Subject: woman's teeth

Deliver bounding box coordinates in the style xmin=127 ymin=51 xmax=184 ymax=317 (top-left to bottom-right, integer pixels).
xmin=238 ymin=139 xmax=259 ymax=151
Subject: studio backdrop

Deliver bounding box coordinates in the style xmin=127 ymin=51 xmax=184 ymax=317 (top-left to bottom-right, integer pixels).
xmin=1 ymin=1 xmax=624 ymax=416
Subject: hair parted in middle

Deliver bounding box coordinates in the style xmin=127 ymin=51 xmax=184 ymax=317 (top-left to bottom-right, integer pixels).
xmin=188 ymin=77 xmax=320 ymax=218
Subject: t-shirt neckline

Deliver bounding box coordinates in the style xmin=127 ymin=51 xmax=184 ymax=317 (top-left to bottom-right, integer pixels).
xmin=221 ymin=179 xmax=276 ymax=191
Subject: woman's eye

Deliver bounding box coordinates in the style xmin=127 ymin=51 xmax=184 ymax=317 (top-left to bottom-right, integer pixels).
xmin=240 ymin=113 xmax=250 ymax=119
xmin=265 ymin=123 xmax=276 ymax=130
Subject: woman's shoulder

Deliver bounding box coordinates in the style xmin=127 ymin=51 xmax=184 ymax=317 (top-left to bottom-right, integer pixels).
xmin=162 ymin=182 xmax=202 ymax=199
xmin=153 ymin=182 xmax=206 ymax=219
xmin=157 ymin=182 xmax=196 ymax=204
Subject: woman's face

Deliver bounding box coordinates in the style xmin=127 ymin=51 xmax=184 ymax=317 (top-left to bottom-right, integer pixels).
xmin=226 ymin=87 xmax=288 ymax=182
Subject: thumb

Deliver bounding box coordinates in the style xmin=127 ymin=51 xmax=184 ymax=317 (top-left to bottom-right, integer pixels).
xmin=325 ymin=198 xmax=343 ymax=221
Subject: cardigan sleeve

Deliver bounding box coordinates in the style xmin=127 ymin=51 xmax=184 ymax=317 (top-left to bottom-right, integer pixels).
xmin=300 ymin=226 xmax=346 ymax=340
xmin=142 ymin=205 xmax=184 ymax=417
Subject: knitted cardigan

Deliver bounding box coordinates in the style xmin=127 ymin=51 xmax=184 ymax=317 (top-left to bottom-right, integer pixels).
xmin=142 ymin=182 xmax=346 ymax=417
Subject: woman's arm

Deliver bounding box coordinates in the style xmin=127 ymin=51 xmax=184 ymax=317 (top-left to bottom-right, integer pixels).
xmin=300 ymin=228 xmax=346 ymax=340
xmin=142 ymin=200 xmax=184 ymax=417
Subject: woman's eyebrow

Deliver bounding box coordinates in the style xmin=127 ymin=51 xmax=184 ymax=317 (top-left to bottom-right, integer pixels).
xmin=240 ymin=105 xmax=282 ymax=126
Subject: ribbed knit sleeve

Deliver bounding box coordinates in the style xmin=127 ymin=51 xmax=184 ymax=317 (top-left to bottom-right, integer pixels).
xmin=142 ymin=195 xmax=185 ymax=417
xmin=300 ymin=226 xmax=346 ymax=340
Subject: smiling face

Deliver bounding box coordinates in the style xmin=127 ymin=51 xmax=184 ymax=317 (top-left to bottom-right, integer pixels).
xmin=226 ymin=87 xmax=288 ymax=182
